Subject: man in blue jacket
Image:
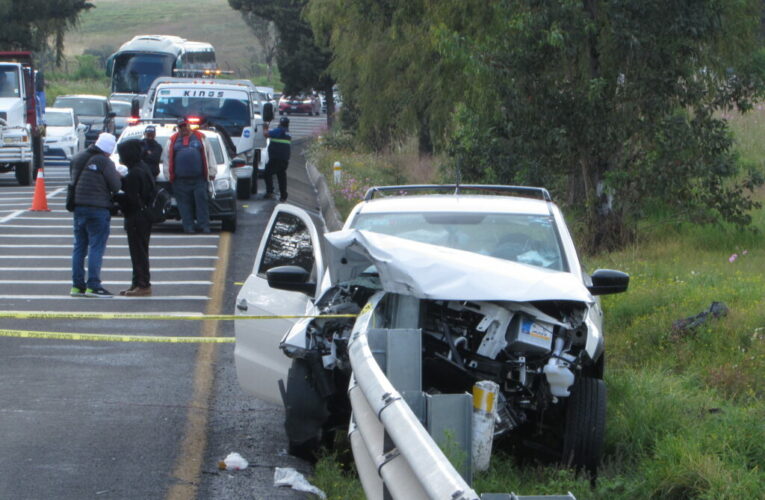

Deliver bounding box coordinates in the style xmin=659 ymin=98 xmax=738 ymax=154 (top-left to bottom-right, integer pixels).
xmin=262 ymin=116 xmax=291 ymax=202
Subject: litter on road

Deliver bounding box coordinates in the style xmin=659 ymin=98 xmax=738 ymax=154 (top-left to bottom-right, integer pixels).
xmin=274 ymin=467 xmax=326 ymax=499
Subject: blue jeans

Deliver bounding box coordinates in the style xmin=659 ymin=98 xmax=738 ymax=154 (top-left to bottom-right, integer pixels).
xmin=173 ymin=177 xmax=210 ymax=232
xmin=72 ymin=206 xmax=111 ymax=289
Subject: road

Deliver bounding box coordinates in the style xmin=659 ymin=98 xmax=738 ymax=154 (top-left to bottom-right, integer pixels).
xmin=0 ymin=114 xmax=329 ymax=499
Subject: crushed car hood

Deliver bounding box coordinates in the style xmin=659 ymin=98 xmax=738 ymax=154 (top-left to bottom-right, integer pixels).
xmin=324 ymin=230 xmax=594 ymax=303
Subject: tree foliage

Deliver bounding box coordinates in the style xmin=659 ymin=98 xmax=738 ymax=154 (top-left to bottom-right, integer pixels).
xmin=228 ymin=0 xmax=333 ymax=98
xmin=309 ymin=0 xmax=765 ymax=251
xmin=0 ymin=0 xmax=92 ymax=63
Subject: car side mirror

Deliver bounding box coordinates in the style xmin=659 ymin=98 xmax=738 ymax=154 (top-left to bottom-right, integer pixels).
xmin=266 ymin=265 xmax=316 ymax=296
xmin=262 ymin=102 xmax=274 ymax=123
xmin=587 ymin=269 xmax=629 ymax=296
xmin=230 ymin=158 xmax=246 ymax=168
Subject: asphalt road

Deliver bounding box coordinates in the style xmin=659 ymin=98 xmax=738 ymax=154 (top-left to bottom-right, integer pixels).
xmin=0 ymin=114 xmax=329 ymax=499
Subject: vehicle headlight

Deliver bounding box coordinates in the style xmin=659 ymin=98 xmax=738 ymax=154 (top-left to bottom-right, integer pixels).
xmin=302 ymin=100 xmax=312 ymax=104
xmin=214 ymin=178 xmax=231 ymax=191
xmin=89 ymin=122 xmax=103 ymax=132
xmin=3 ymin=132 xmax=28 ymax=145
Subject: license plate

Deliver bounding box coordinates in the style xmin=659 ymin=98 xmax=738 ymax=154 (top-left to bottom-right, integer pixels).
xmin=290 ymin=106 xmax=298 ymax=110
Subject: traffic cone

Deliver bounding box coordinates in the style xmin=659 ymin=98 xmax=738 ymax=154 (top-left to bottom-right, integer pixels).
xmin=30 ymin=168 xmax=50 ymax=212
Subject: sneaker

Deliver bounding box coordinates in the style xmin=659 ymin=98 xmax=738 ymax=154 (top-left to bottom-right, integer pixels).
xmin=85 ymin=287 xmax=113 ymax=298
xmin=70 ymin=286 xmax=86 ymax=297
xmin=119 ymin=287 xmax=136 ymax=296
xmin=125 ymin=286 xmax=152 ymax=297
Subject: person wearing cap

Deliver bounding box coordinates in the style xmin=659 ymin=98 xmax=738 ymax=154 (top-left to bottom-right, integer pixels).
xmin=262 ymin=116 xmax=291 ymax=202
xmin=162 ymin=117 xmax=217 ymax=233
xmin=69 ymin=132 xmax=121 ymax=298
xmin=140 ymin=125 xmax=162 ymax=178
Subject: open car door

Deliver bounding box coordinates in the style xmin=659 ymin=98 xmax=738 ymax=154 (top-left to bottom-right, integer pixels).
xmin=234 ymin=204 xmax=325 ymax=405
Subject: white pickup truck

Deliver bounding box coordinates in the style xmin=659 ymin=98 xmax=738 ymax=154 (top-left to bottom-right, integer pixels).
xmin=0 ymin=52 xmax=44 ymax=185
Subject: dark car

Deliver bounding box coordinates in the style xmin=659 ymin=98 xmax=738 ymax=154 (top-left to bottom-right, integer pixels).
xmin=278 ymin=94 xmax=320 ymax=116
xmin=52 ymin=94 xmax=116 ymax=146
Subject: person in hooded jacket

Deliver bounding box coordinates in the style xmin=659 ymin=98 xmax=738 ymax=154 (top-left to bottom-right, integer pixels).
xmin=116 ymin=139 xmax=155 ymax=296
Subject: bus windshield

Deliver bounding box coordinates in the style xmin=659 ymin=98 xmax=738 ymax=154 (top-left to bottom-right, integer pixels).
xmin=153 ymin=91 xmax=251 ymax=137
xmin=112 ymin=53 xmax=175 ymax=94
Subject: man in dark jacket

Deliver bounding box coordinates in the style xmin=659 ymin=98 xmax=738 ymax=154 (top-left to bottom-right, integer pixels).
xmin=69 ymin=132 xmax=121 ymax=297
xmin=116 ymin=139 xmax=155 ymax=296
xmin=161 ymin=118 xmax=217 ymax=233
xmin=140 ymin=125 xmax=162 ymax=178
xmin=262 ymin=116 xmax=291 ymax=202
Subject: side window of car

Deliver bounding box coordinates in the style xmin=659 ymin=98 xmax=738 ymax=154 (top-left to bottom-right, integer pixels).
xmin=258 ymin=212 xmax=315 ymax=277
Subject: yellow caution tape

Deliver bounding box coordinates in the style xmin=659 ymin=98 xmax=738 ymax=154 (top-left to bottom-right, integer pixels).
xmin=0 ymin=329 xmax=235 ymax=343
xmin=0 ymin=311 xmax=357 ymax=321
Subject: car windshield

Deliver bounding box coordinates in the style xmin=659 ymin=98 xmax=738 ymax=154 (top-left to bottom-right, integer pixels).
xmin=153 ymin=92 xmax=251 ymax=137
xmin=46 ymin=111 xmax=73 ymax=127
xmin=0 ymin=65 xmax=20 ymax=98
xmin=112 ymin=53 xmax=175 ymax=94
xmin=111 ymin=101 xmax=132 ymax=117
xmin=54 ymin=98 xmax=106 ymax=117
xmin=351 ymin=212 xmax=567 ymax=271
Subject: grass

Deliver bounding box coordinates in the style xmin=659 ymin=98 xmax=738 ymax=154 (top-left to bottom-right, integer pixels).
xmin=307 ymin=114 xmax=765 ymax=498
xmin=63 ymin=0 xmax=281 ymax=84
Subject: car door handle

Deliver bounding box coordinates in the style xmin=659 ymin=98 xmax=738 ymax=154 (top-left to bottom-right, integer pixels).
xmin=236 ymin=299 xmax=248 ymax=312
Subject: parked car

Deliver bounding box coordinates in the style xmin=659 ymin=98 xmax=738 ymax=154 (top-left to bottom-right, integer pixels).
xmin=278 ymin=93 xmax=321 ymax=116
xmin=234 ymin=185 xmax=629 ymax=471
xmin=110 ymin=122 xmax=252 ymax=231
xmin=43 ymin=107 xmax=86 ymax=160
xmin=52 ymin=94 xmax=116 ymax=146
xmin=109 ymin=99 xmax=132 ymax=137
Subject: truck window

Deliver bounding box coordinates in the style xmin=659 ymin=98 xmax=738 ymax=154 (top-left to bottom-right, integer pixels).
xmin=0 ymin=66 xmax=20 ymax=98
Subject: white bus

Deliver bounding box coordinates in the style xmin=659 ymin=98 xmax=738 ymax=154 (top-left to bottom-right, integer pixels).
xmin=106 ymin=35 xmax=216 ymax=102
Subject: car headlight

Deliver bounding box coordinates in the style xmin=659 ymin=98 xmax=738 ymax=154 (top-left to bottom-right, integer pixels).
xmin=214 ymin=178 xmax=231 ymax=191
xmin=3 ymin=132 xmax=29 ymax=145
xmin=89 ymin=122 xmax=103 ymax=132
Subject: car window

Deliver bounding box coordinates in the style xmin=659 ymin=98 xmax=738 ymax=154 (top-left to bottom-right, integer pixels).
xmin=258 ymin=212 xmax=315 ymax=277
xmin=111 ymin=101 xmax=132 ymax=117
xmin=46 ymin=111 xmax=73 ymax=127
xmin=351 ymin=212 xmax=567 ymax=271
xmin=54 ymin=98 xmax=106 ymax=117
xmin=206 ymin=136 xmax=224 ymax=164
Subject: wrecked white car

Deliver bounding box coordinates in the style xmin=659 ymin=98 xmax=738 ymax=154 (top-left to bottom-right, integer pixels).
xmin=234 ymin=185 xmax=628 ymax=473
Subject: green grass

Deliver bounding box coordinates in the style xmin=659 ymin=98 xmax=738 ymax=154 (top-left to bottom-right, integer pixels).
xmin=309 ymin=113 xmax=765 ymax=499
xmin=63 ymin=0 xmax=281 ymax=85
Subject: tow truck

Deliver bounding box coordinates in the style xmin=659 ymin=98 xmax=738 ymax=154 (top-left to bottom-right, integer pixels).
xmin=0 ymin=51 xmax=45 ymax=185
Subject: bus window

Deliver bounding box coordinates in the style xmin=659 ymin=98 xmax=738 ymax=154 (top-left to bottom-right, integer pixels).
xmin=112 ymin=53 xmax=175 ymax=94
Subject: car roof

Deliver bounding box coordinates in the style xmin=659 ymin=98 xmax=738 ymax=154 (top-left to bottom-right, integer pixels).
xmin=54 ymin=94 xmax=108 ymax=101
xmin=47 ymin=107 xmax=74 ymax=114
xmin=355 ymin=194 xmax=553 ymax=216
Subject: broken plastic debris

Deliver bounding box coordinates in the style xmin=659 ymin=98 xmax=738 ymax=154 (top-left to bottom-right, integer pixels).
xmin=274 ymin=467 xmax=327 ymax=499
xmin=218 ymin=452 xmax=249 ymax=471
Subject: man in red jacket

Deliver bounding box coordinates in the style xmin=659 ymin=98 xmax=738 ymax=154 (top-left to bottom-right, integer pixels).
xmin=162 ymin=118 xmax=217 ymax=233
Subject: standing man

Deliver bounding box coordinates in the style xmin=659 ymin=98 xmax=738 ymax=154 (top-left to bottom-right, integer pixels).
xmin=162 ymin=118 xmax=217 ymax=233
xmin=116 ymin=139 xmax=155 ymax=296
xmin=262 ymin=116 xmax=291 ymax=202
xmin=140 ymin=125 xmax=162 ymax=178
xmin=70 ymin=132 xmax=121 ymax=297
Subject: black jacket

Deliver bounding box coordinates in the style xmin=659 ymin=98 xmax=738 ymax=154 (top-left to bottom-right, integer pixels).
xmin=70 ymin=146 xmax=121 ymax=209
xmin=140 ymin=138 xmax=162 ymax=178
xmin=116 ymin=140 xmax=155 ymax=218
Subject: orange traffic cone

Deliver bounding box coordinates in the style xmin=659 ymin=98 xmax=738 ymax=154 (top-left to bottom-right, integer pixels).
xmin=30 ymin=168 xmax=50 ymax=212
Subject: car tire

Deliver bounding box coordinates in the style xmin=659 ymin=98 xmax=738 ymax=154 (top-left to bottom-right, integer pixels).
xmin=236 ymin=177 xmax=251 ymax=200
xmin=221 ymin=214 xmax=237 ymax=232
xmin=15 ymin=162 xmax=32 ymax=186
xmin=283 ymin=358 xmax=330 ymax=462
xmin=562 ymin=376 xmax=606 ymax=477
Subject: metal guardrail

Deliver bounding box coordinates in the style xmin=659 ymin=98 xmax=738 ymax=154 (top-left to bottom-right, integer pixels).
xmin=346 ymin=293 xmax=576 ymax=500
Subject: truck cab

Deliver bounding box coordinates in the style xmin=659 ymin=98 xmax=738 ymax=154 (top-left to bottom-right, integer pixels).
xmin=0 ymin=52 xmax=45 ymax=185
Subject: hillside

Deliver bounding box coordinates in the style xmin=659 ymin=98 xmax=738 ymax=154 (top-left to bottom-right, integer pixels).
xmin=63 ymin=0 xmax=267 ymax=79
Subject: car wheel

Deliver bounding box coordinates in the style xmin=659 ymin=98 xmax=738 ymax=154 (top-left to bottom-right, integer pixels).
xmin=562 ymin=376 xmax=606 ymax=477
xmin=15 ymin=162 xmax=32 ymax=186
xmin=283 ymin=358 xmax=330 ymax=462
xmin=236 ymin=177 xmax=251 ymax=200
xmin=221 ymin=214 xmax=237 ymax=232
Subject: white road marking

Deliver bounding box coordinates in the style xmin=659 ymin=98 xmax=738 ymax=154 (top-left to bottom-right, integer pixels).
xmin=0 ymin=210 xmax=25 ymax=223
xmin=0 ymin=295 xmax=210 ymax=300
xmin=0 ymin=267 xmax=215 ymax=272
xmin=0 ymin=280 xmax=213 ymax=285
xmin=0 ymin=244 xmax=217 ymax=249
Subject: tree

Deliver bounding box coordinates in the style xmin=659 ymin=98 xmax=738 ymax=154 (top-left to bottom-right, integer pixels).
xmin=229 ymin=0 xmax=334 ymax=119
xmin=0 ymin=0 xmax=93 ymax=63
xmin=238 ymin=11 xmax=278 ymax=82
xmin=433 ymin=0 xmax=764 ymax=251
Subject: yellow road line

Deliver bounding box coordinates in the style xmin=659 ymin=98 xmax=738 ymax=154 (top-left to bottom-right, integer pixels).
xmin=0 ymin=329 xmax=234 ymax=343
xmin=0 ymin=311 xmax=356 ymax=320
xmin=167 ymin=231 xmax=230 ymax=500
